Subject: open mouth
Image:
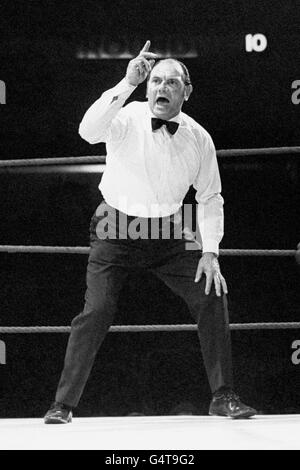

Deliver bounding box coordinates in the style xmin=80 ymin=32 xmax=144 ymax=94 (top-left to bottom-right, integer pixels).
xmin=156 ymin=97 xmax=170 ymax=104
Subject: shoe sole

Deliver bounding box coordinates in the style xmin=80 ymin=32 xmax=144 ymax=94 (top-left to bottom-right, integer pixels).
xmin=44 ymin=416 xmax=72 ymax=424
xmin=209 ymin=411 xmax=256 ymax=419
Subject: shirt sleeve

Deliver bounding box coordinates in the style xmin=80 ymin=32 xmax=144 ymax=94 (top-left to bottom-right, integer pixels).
xmin=78 ymin=78 xmax=137 ymax=144
xmin=193 ymin=132 xmax=224 ymax=256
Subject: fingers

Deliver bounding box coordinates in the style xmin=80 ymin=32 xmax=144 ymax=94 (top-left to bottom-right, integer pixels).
xmin=133 ymin=55 xmax=154 ymax=73
xmin=138 ymin=56 xmax=152 ymax=74
xmin=205 ymin=272 xmax=213 ymax=295
xmin=213 ymin=273 xmax=221 ymax=297
xmin=194 ymin=264 xmax=203 ymax=283
xmin=220 ymin=274 xmax=228 ymax=295
xmin=139 ymin=40 xmax=158 ymax=60
xmin=126 ymin=42 xmax=157 ymax=86
xmin=133 ymin=56 xmax=152 ymax=79
xmin=140 ymin=51 xmax=158 ymax=60
xmin=213 ymin=272 xmax=228 ymax=297
xmin=195 ymin=254 xmax=228 ymax=296
xmin=140 ymin=40 xmax=151 ymax=53
xmin=133 ymin=62 xmax=145 ymax=77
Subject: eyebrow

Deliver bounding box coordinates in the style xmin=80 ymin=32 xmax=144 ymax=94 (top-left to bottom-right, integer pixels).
xmin=150 ymin=75 xmax=182 ymax=80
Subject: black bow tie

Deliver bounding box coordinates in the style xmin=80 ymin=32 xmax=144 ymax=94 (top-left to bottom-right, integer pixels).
xmin=151 ymin=118 xmax=179 ymax=135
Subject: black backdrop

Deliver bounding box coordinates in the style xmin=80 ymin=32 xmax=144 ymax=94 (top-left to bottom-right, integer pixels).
xmin=0 ymin=0 xmax=299 ymax=417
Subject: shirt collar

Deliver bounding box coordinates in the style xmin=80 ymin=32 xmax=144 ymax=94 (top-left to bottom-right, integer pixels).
xmin=147 ymin=104 xmax=182 ymax=125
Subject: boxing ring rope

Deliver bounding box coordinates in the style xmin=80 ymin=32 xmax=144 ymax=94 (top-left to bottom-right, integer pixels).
xmin=0 ymin=246 xmax=296 ymax=256
xmin=0 ymin=322 xmax=300 ymax=335
xmin=0 ymin=146 xmax=299 ymax=168
xmin=0 ymin=145 xmax=299 ymax=336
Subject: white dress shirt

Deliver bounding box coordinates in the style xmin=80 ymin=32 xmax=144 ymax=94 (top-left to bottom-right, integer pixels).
xmin=79 ymin=78 xmax=224 ymax=254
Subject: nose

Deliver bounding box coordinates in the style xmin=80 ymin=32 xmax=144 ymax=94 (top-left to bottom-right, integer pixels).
xmin=158 ymin=80 xmax=168 ymax=92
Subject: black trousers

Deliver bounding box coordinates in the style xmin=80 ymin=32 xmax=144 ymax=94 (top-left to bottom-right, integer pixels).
xmin=55 ymin=203 xmax=233 ymax=408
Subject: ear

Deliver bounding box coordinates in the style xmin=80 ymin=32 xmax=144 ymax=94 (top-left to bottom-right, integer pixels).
xmin=184 ymin=84 xmax=193 ymax=101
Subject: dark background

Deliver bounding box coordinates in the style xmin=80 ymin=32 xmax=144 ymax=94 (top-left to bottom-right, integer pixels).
xmin=0 ymin=0 xmax=299 ymax=417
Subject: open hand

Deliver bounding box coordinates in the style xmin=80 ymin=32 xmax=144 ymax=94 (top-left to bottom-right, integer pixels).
xmin=194 ymin=252 xmax=228 ymax=297
xmin=126 ymin=40 xmax=158 ymax=86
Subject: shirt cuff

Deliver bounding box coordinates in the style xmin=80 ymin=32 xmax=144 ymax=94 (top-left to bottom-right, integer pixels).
xmin=202 ymin=239 xmax=219 ymax=256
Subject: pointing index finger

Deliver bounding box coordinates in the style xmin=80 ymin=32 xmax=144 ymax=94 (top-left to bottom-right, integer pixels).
xmin=140 ymin=40 xmax=151 ymax=53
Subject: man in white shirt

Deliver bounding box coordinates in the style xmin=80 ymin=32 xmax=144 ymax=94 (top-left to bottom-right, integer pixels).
xmin=44 ymin=41 xmax=256 ymax=423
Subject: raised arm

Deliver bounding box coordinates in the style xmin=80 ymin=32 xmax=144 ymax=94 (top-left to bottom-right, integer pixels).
xmin=79 ymin=40 xmax=157 ymax=144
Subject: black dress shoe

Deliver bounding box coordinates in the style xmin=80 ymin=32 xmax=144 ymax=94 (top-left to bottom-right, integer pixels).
xmin=209 ymin=389 xmax=257 ymax=419
xmin=44 ymin=402 xmax=73 ymax=424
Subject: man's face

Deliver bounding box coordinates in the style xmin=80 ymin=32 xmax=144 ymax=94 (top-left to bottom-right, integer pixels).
xmin=147 ymin=60 xmax=189 ymax=120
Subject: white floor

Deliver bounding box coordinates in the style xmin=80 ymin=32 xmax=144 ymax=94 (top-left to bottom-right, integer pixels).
xmin=0 ymin=415 xmax=300 ymax=450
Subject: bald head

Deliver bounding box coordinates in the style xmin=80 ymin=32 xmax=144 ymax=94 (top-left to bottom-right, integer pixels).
xmin=150 ymin=59 xmax=192 ymax=86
